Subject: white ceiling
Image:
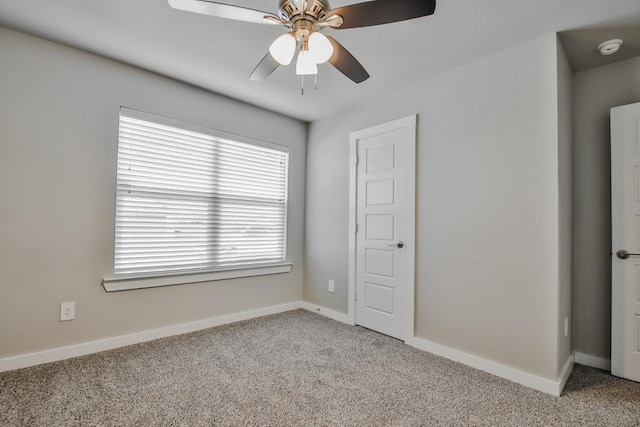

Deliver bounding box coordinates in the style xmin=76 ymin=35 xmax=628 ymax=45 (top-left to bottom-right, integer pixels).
xmin=1 ymin=0 xmax=639 ymax=122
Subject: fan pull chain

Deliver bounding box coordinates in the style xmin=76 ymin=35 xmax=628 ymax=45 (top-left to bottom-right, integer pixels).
xmin=299 ymin=74 xmax=318 ymax=95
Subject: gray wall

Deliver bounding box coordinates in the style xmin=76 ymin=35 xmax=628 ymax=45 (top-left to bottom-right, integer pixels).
xmin=0 ymin=27 xmax=306 ymax=359
xmin=5 ymin=19 xmax=618 ymax=380
xmin=557 ymin=38 xmax=573 ymax=373
xmin=305 ymin=35 xmax=569 ymax=380
xmin=572 ymin=55 xmax=640 ymax=361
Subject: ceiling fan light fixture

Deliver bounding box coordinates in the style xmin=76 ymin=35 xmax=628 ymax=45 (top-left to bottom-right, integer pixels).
xmin=308 ymin=31 xmax=333 ymax=64
xmin=169 ymin=0 xmax=438 ymax=85
xmin=296 ymin=50 xmax=318 ymax=75
xmin=269 ymin=33 xmax=296 ymax=65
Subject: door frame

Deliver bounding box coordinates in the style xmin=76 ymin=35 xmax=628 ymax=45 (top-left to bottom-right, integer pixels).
xmin=347 ymin=115 xmax=417 ymax=340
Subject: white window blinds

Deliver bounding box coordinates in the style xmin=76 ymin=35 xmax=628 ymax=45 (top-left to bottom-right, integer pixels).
xmin=114 ymin=108 xmax=289 ymax=276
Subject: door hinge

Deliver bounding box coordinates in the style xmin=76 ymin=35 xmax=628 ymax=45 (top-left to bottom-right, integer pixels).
xmin=355 ymin=223 xmax=359 ymax=233
xmin=355 ymin=155 xmax=359 ymax=165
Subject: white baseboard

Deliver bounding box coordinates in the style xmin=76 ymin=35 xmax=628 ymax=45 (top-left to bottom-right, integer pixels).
xmin=0 ymin=301 xmax=303 ymax=373
xmin=300 ymin=304 xmax=575 ymax=396
xmin=300 ymin=302 xmax=353 ymax=325
xmin=406 ymin=336 xmax=574 ymax=397
xmin=573 ymin=351 xmax=611 ymax=371
xmin=557 ymin=354 xmax=575 ymax=393
xmin=0 ymin=299 xmax=582 ymax=398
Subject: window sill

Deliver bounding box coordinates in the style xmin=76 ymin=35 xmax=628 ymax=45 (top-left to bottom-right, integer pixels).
xmin=102 ymin=263 xmax=293 ymax=292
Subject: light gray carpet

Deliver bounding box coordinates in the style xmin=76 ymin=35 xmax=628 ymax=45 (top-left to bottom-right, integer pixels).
xmin=1 ymin=309 xmax=639 ymax=426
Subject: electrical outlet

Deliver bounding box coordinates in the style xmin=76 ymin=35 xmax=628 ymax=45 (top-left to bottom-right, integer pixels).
xmin=564 ymin=317 xmax=569 ymax=337
xmin=328 ymin=280 xmax=335 ymax=293
xmin=60 ymin=302 xmax=75 ymax=321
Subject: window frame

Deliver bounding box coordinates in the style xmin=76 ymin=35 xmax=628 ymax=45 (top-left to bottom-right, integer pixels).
xmin=103 ymin=108 xmax=292 ymax=292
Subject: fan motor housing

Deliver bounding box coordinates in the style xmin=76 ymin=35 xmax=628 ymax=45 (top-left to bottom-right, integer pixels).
xmin=278 ymin=0 xmax=330 ymax=22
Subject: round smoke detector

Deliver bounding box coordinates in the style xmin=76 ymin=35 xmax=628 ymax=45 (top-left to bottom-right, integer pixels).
xmin=597 ymin=39 xmax=623 ymax=56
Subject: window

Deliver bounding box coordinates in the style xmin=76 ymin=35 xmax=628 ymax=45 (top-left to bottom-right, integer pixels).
xmin=113 ymin=108 xmax=289 ymax=278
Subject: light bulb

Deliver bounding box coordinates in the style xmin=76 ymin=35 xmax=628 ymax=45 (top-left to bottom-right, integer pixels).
xmin=308 ymin=32 xmax=334 ymax=64
xmin=269 ymin=33 xmax=296 ymax=65
xmin=296 ymin=50 xmax=318 ymax=75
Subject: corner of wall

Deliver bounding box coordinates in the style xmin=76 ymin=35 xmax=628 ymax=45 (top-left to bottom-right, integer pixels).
xmin=555 ymin=35 xmax=574 ymax=377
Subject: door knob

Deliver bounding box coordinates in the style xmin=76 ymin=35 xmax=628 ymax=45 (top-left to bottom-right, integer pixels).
xmin=388 ymin=241 xmax=404 ymax=249
xmin=616 ymin=250 xmax=640 ymax=259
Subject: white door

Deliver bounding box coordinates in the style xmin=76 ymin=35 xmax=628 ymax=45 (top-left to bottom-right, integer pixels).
xmin=351 ymin=116 xmax=415 ymax=340
xmin=612 ymin=101 xmax=640 ymax=382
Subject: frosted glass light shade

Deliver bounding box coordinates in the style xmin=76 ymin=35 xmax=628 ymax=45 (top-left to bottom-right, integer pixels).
xmin=296 ymin=50 xmax=318 ymax=75
xmin=308 ymin=32 xmax=334 ymax=64
xmin=269 ymin=33 xmax=296 ymax=65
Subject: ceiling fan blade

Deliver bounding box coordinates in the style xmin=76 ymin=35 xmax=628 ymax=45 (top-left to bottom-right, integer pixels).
xmin=326 ymin=0 xmax=436 ymax=29
xmin=249 ymin=52 xmax=280 ymax=81
xmin=168 ymin=0 xmax=279 ymax=25
xmin=326 ymin=36 xmax=369 ymax=84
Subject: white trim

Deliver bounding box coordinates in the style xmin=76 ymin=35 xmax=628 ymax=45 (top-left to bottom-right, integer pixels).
xmin=557 ymin=354 xmax=575 ymax=394
xmin=103 ymin=263 xmax=293 ymax=292
xmin=574 ymin=351 xmax=611 ymax=371
xmin=406 ymin=336 xmax=574 ymax=396
xmin=348 ymin=137 xmax=358 ymax=326
xmin=0 ymin=301 xmax=302 ymax=373
xmin=1 ymin=298 xmax=577 ymax=397
xmin=348 ymin=115 xmax=417 ymax=341
xmin=404 ymin=115 xmax=417 ymax=341
xmin=301 ymin=302 xmax=353 ymax=325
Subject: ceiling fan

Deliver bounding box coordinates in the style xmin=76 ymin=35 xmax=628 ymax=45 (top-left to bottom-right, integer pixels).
xmin=168 ymin=0 xmax=436 ymax=86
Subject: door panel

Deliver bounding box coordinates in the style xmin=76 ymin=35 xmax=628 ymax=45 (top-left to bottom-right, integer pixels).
xmin=366 ymin=143 xmax=396 ymax=173
xmin=366 ymin=179 xmax=395 ymax=205
xmin=364 ymin=282 xmax=395 ymax=314
xmin=366 ymin=215 xmax=394 ymax=240
xmin=365 ymin=248 xmax=394 ymax=277
xmin=355 ymin=127 xmax=406 ymax=339
xmin=611 ymin=101 xmax=640 ymax=382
